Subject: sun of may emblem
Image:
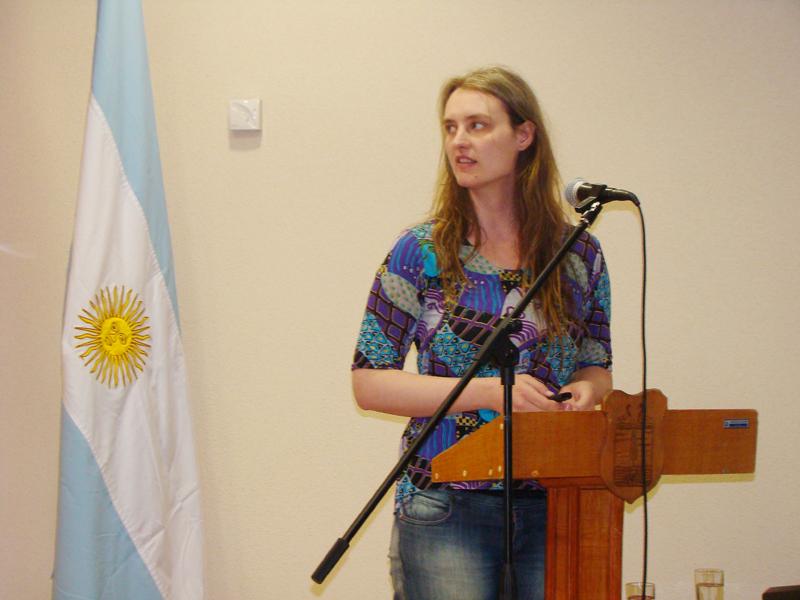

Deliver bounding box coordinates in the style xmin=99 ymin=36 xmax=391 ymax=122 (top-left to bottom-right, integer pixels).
xmin=75 ymin=286 xmax=151 ymax=387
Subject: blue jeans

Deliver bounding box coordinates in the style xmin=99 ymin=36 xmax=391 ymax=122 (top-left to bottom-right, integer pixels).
xmin=390 ymin=489 xmax=547 ymax=600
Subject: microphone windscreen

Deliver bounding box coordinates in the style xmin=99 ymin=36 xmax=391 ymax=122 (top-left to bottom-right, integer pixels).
xmin=564 ymin=178 xmax=586 ymax=207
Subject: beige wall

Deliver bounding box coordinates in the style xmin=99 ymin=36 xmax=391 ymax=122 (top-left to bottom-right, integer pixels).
xmin=2 ymin=1 xmax=799 ymax=598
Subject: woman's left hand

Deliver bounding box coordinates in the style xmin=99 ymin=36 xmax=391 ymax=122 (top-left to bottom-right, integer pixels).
xmin=558 ymin=366 xmax=613 ymax=411
xmin=558 ymin=380 xmax=598 ymax=411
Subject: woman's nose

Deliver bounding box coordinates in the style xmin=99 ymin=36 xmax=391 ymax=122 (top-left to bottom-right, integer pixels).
xmin=451 ymin=126 xmax=469 ymax=147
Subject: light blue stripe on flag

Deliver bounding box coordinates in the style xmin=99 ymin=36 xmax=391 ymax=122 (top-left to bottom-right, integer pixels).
xmin=53 ymin=409 xmax=163 ymax=600
xmin=91 ymin=0 xmax=179 ymax=319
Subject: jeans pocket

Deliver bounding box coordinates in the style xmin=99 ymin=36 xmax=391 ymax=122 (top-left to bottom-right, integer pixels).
xmin=398 ymin=490 xmax=453 ymax=526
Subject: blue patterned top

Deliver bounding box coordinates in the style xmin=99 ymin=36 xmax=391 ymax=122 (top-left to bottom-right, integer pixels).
xmin=353 ymin=221 xmax=612 ymax=506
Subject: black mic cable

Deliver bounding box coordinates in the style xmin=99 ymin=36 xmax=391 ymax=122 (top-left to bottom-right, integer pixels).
xmin=637 ymin=202 xmax=649 ymax=594
xmin=565 ymin=178 xmax=649 ymax=592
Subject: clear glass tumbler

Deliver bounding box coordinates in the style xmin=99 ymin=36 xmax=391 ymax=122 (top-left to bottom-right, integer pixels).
xmin=625 ymin=581 xmax=655 ymax=600
xmin=694 ymin=568 xmax=724 ymax=600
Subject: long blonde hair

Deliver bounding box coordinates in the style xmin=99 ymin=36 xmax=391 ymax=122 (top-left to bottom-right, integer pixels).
xmin=431 ymin=65 xmax=571 ymax=334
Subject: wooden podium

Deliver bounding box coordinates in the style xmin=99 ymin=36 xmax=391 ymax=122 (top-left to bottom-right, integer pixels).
xmin=430 ymin=390 xmax=758 ymax=600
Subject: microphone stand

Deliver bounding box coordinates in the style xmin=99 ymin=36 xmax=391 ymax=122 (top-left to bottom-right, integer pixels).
xmin=312 ymin=201 xmax=605 ymax=598
xmin=492 ymin=319 xmax=522 ymax=599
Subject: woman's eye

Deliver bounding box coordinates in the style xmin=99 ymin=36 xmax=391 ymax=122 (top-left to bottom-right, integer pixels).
xmin=472 ymin=122 xmax=486 ymax=130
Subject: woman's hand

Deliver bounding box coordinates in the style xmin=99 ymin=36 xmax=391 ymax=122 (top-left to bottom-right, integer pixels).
xmin=558 ymin=380 xmax=598 ymax=411
xmin=503 ymin=374 xmax=566 ymax=413
xmin=558 ymin=366 xmax=613 ymax=412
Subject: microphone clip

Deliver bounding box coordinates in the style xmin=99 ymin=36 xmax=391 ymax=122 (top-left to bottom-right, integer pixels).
xmin=572 ymin=185 xmax=607 ymax=214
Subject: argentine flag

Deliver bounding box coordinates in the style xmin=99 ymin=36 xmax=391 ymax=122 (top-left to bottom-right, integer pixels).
xmin=55 ymin=1 xmax=204 ymax=598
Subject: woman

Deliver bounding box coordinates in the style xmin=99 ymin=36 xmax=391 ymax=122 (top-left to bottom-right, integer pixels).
xmin=352 ymin=66 xmax=612 ymax=600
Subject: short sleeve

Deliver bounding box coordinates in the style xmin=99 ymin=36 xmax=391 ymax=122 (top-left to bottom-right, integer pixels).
xmin=352 ymin=229 xmax=427 ymax=370
xmin=574 ymin=236 xmax=612 ymax=371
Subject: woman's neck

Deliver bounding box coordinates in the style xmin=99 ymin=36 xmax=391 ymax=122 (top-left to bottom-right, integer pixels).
xmin=468 ymin=187 xmax=520 ymax=269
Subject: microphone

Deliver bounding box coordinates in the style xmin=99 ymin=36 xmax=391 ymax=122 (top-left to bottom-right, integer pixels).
xmin=565 ymin=178 xmax=640 ymax=212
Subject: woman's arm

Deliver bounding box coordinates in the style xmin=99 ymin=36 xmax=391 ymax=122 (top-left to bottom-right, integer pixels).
xmin=352 ymin=368 xmax=567 ymax=418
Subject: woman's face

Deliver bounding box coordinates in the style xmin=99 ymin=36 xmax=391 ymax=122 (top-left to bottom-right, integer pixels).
xmin=442 ymin=87 xmax=533 ymax=196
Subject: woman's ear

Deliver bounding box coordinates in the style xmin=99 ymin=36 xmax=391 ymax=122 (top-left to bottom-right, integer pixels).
xmin=516 ymin=121 xmax=536 ymax=151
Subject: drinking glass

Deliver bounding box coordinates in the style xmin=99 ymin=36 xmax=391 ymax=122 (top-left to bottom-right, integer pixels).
xmin=625 ymin=581 xmax=655 ymax=600
xmin=695 ymin=568 xmax=724 ymax=600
